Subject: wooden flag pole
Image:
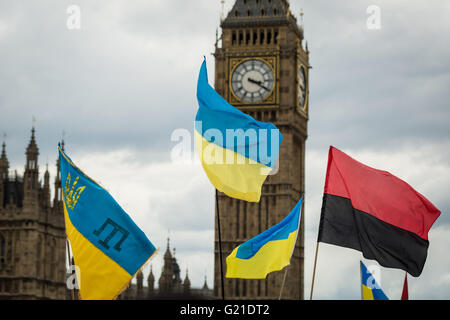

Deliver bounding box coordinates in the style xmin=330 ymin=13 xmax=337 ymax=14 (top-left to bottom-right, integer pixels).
xmin=278 ymin=267 xmax=289 ymax=300
xmin=215 ymin=189 xmax=226 ymax=300
xmin=309 ymin=241 xmax=320 ymax=300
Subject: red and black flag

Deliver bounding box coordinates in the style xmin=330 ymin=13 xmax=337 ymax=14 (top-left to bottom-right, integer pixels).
xmin=318 ymin=146 xmax=441 ymax=277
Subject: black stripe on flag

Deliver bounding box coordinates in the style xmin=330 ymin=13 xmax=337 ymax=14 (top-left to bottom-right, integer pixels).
xmin=318 ymin=193 xmax=429 ymax=277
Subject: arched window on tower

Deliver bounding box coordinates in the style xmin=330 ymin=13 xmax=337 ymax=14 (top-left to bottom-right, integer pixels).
xmin=0 ymin=234 xmax=5 ymax=268
xmin=232 ymin=31 xmax=237 ymax=45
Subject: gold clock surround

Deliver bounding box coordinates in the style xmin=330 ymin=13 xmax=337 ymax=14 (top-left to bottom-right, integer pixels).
xmin=228 ymin=56 xmax=278 ymax=106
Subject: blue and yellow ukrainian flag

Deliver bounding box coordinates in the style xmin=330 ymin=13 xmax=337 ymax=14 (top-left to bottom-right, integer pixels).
xmin=195 ymin=59 xmax=282 ymax=202
xmin=360 ymin=261 xmax=389 ymax=300
xmin=58 ymin=145 xmax=157 ymax=300
xmin=226 ymin=198 xmax=302 ymax=279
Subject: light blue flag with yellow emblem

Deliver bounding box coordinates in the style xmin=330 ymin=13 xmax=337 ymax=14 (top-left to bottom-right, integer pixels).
xmin=226 ymin=197 xmax=302 ymax=279
xmin=361 ymin=261 xmax=389 ymax=300
xmin=59 ymin=144 xmax=157 ymax=300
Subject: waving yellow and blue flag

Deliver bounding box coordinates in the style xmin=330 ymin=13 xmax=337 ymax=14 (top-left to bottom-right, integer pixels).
xmin=361 ymin=261 xmax=389 ymax=300
xmin=59 ymin=145 xmax=157 ymax=300
xmin=195 ymin=58 xmax=282 ymax=202
xmin=226 ymin=197 xmax=302 ymax=279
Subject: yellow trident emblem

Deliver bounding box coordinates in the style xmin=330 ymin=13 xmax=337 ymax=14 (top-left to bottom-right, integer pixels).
xmin=64 ymin=173 xmax=86 ymax=210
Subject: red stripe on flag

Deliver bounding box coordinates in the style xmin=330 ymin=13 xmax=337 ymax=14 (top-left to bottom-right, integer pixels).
xmin=401 ymin=273 xmax=409 ymax=300
xmin=324 ymin=146 xmax=440 ymax=240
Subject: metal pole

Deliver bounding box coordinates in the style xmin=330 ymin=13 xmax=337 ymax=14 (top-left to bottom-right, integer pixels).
xmin=215 ymin=189 xmax=225 ymax=300
xmin=66 ymin=239 xmax=75 ymax=300
xmin=309 ymin=242 xmax=320 ymax=300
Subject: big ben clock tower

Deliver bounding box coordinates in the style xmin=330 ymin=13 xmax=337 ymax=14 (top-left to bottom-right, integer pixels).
xmin=213 ymin=0 xmax=309 ymax=300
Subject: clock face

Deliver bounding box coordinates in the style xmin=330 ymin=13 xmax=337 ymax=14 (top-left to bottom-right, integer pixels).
xmin=231 ymin=59 xmax=274 ymax=103
xmin=298 ymin=66 xmax=307 ymax=108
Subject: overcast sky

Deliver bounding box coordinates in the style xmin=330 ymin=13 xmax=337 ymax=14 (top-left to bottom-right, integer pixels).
xmin=0 ymin=0 xmax=449 ymax=299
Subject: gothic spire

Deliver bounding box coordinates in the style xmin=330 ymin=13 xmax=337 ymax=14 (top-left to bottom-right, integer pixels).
xmin=0 ymin=137 xmax=8 ymax=208
xmin=147 ymin=265 xmax=154 ymax=282
xmin=42 ymin=162 xmax=51 ymax=209
xmin=23 ymin=126 xmax=39 ymax=199
xmin=147 ymin=265 xmax=155 ymax=297
xmin=183 ymin=268 xmax=191 ymax=293
xmin=44 ymin=162 xmax=49 ymax=178
xmin=26 ymin=126 xmax=39 ymax=159
xmin=0 ymin=139 xmax=8 ymax=172
xmin=136 ymin=269 xmax=144 ymax=292
xmin=1 ymin=141 xmax=6 ymax=159
xmin=202 ymin=274 xmax=209 ymax=290
xmin=54 ymin=137 xmax=64 ymax=207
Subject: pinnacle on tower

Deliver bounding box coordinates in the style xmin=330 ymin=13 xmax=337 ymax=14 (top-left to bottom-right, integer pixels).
xmin=164 ymin=237 xmax=172 ymax=260
xmin=24 ymin=127 xmax=40 ymax=199
xmin=25 ymin=126 xmax=39 ymax=171
xmin=136 ymin=269 xmax=144 ymax=291
xmin=1 ymin=141 xmax=6 ymax=160
xmin=147 ymin=265 xmax=154 ymax=282
xmin=0 ymin=139 xmax=9 ymax=175
xmin=183 ymin=268 xmax=191 ymax=293
xmin=0 ymin=139 xmax=8 ymax=208
xmin=203 ymin=275 xmax=209 ymax=290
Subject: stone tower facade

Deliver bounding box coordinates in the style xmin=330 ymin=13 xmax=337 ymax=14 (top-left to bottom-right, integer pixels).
xmin=158 ymin=238 xmax=183 ymax=295
xmin=0 ymin=128 xmax=67 ymax=299
xmin=213 ymin=0 xmax=309 ymax=299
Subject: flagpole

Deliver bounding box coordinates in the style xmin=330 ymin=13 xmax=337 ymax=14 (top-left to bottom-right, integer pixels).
xmin=360 ymin=260 xmax=363 ymax=300
xmin=215 ymin=189 xmax=226 ymax=300
xmin=66 ymin=239 xmax=75 ymax=300
xmin=278 ymin=267 xmax=288 ymax=300
xmin=309 ymin=241 xmax=320 ymax=300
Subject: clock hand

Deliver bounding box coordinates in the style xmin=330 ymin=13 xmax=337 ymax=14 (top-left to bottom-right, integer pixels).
xmin=248 ymin=78 xmax=270 ymax=91
xmin=248 ymin=77 xmax=262 ymax=85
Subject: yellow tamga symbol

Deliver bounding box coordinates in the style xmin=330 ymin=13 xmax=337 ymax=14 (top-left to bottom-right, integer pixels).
xmin=64 ymin=173 xmax=86 ymax=210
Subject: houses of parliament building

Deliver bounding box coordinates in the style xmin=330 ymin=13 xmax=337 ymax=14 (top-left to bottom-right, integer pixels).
xmin=0 ymin=128 xmax=67 ymax=299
